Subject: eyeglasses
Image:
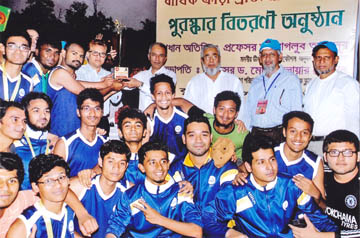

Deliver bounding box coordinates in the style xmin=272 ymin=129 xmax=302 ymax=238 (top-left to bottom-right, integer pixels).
xmin=203 ymin=54 xmax=218 ymax=61
xmin=6 ymin=43 xmax=30 ymax=52
xmin=37 ymin=175 xmax=68 ymax=186
xmin=81 ymin=106 xmax=102 ymax=112
xmin=326 ymin=150 xmax=357 ymax=157
xmin=89 ymin=51 xmax=106 ymax=58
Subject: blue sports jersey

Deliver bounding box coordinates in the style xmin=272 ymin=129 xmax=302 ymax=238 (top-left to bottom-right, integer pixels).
xmin=275 ymin=142 xmax=321 ymax=180
xmin=14 ymin=126 xmax=49 ymax=190
xmin=18 ymin=201 xmax=75 ymax=238
xmin=0 ymin=67 xmax=32 ymax=102
xmin=62 ymin=129 xmax=106 ymax=177
xmin=74 ymin=175 xmax=130 ymax=238
xmin=47 ymin=66 xmax=80 ymax=137
xmin=169 ymin=152 xmax=238 ymax=210
xmin=149 ymin=108 xmax=188 ymax=163
xmin=106 ymin=176 xmax=203 ymax=238
xmin=124 ymin=153 xmax=145 ymax=185
xmin=22 ymin=58 xmax=46 ymax=93
xmin=203 ymin=174 xmax=338 ymax=238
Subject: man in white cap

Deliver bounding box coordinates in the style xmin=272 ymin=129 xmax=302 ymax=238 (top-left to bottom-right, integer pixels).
xmin=304 ymin=41 xmax=359 ymax=155
xmin=243 ymin=38 xmax=303 ymax=145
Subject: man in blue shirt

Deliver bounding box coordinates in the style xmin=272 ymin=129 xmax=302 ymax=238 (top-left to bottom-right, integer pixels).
xmin=243 ymin=38 xmax=303 ymax=145
xmin=106 ymin=141 xmax=202 ymax=238
xmin=203 ymin=134 xmax=338 ymax=238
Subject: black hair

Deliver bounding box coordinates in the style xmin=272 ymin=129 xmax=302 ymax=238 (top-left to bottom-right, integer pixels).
xmin=323 ymin=130 xmax=359 ymax=153
xmin=0 ymin=152 xmax=24 ymax=185
xmin=214 ymin=91 xmax=241 ymax=112
xmin=138 ymin=141 xmax=169 ymax=165
xmin=21 ymin=92 xmax=53 ymax=112
xmin=312 ymin=45 xmax=338 ymax=58
xmin=29 ymin=154 xmax=70 ymax=184
xmin=0 ymin=100 xmax=24 ymax=120
xmin=36 ymin=37 xmax=62 ymax=51
xmin=64 ymin=41 xmax=84 ymax=51
xmin=2 ymin=29 xmax=31 ymax=46
xmin=76 ymin=88 xmax=104 ymax=110
xmin=183 ymin=115 xmax=211 ymax=135
xmin=117 ymin=107 xmax=147 ymax=131
xmin=148 ymin=42 xmax=167 ymax=57
xmin=150 ymin=73 xmax=175 ymax=94
xmin=282 ymin=111 xmax=314 ymax=133
xmin=242 ymin=134 xmax=275 ymax=164
xmin=100 ymin=140 xmax=131 ymax=162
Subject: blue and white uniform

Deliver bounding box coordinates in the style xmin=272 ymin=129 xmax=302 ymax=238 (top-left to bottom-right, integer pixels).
xmin=106 ymin=176 xmax=202 ymax=238
xmin=74 ymin=175 xmax=130 ymax=238
xmin=275 ymin=142 xmax=321 ymax=179
xmin=14 ymin=126 xmax=49 ymax=190
xmin=169 ymin=152 xmax=238 ymax=210
xmin=149 ymin=107 xmax=188 ymax=163
xmin=48 ymin=66 xmax=80 ymax=137
xmin=124 ymin=153 xmax=145 ymax=185
xmin=22 ymin=58 xmax=47 ymax=93
xmin=62 ymin=129 xmax=106 ymax=177
xmin=203 ymin=174 xmax=338 ymax=238
xmin=18 ymin=201 xmax=75 ymax=238
xmin=0 ymin=66 xmax=32 ymax=102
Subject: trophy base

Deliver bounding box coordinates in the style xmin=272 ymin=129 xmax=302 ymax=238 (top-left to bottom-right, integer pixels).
xmin=114 ymin=66 xmax=128 ymax=78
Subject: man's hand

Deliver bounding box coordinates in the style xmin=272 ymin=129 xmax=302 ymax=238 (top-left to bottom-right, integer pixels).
xmin=77 ymin=212 xmax=99 ymax=236
xmin=47 ymin=133 xmax=59 ymax=152
xmin=230 ymin=152 xmax=237 ymax=163
xmin=178 ymin=181 xmax=193 ymax=194
xmin=133 ymin=199 xmax=162 ymax=225
xmin=225 ymin=228 xmax=248 ymax=238
xmin=289 ymin=214 xmax=331 ymax=238
xmin=95 ymin=33 xmax=103 ymax=40
xmin=122 ymin=78 xmax=142 ymax=88
xmin=292 ymin=174 xmax=321 ymax=199
xmin=77 ymin=169 xmax=96 ymax=188
xmin=143 ymin=103 xmax=156 ymax=119
xmin=112 ymin=80 xmax=124 ymax=91
xmin=234 ymin=120 xmax=247 ymax=132
xmin=96 ymin=127 xmax=107 ymax=136
xmin=109 ymin=49 xmax=117 ymax=60
xmin=102 ymin=74 xmax=115 ymax=88
xmin=232 ymin=171 xmax=248 ymax=186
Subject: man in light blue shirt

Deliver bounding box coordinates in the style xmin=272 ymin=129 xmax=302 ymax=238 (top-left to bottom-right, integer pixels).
xmin=243 ymin=38 xmax=302 ymax=145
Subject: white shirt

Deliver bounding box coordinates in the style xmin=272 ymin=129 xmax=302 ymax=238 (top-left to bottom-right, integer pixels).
xmin=184 ymin=71 xmax=245 ymax=119
xmin=76 ymin=63 xmax=122 ymax=115
xmin=304 ymin=70 xmax=360 ymax=137
xmin=133 ymin=66 xmax=176 ymax=111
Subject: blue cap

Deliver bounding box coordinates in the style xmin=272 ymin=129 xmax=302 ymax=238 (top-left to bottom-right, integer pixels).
xmin=314 ymin=41 xmax=338 ymax=54
xmin=260 ymin=38 xmax=281 ymax=52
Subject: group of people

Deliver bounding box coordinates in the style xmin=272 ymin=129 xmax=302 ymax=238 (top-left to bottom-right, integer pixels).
xmin=0 ymin=26 xmax=359 ymax=238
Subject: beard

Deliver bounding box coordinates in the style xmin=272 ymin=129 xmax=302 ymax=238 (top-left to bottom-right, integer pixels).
xmin=263 ymin=63 xmax=276 ymax=76
xmin=202 ymin=64 xmax=221 ymax=76
xmin=214 ymin=118 xmax=233 ymax=129
xmin=315 ymin=65 xmax=335 ymax=75
xmin=27 ymin=119 xmax=50 ymax=132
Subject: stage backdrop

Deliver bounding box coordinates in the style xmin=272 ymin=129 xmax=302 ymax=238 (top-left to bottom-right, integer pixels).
xmin=156 ymin=0 xmax=359 ymax=96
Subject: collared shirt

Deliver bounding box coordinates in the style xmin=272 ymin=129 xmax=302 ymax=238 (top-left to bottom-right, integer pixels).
xmin=76 ymin=63 xmax=122 ymax=115
xmin=132 ymin=66 xmax=176 ymax=111
xmin=304 ymin=70 xmax=360 ymax=137
xmin=184 ymin=71 xmax=245 ymax=120
xmin=244 ymin=66 xmax=303 ymax=130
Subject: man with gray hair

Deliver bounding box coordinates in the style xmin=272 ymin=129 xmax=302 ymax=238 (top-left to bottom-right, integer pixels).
xmin=184 ymin=44 xmax=245 ymax=120
xmin=123 ymin=42 xmax=176 ymax=111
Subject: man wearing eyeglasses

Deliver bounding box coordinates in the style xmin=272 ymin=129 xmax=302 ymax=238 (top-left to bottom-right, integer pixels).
xmin=304 ymin=41 xmax=360 ymax=155
xmin=0 ymin=29 xmax=33 ymax=102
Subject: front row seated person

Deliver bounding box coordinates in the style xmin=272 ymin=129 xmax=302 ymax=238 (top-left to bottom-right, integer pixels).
xmin=105 ymin=141 xmax=202 ymax=238
xmin=202 ymin=134 xmax=338 ymax=238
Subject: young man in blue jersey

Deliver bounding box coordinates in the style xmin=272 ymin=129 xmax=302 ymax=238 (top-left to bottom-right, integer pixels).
xmin=106 ymin=141 xmax=202 ymax=238
xmin=203 ymin=134 xmax=338 ymax=238
xmin=14 ymin=92 xmax=55 ymax=189
xmin=0 ymin=101 xmax=26 ymax=152
xmin=22 ymin=37 xmax=61 ymax=94
xmin=148 ymin=73 xmax=187 ymax=163
xmin=169 ymin=115 xmax=238 ymax=210
xmin=54 ymin=88 xmax=107 ymax=177
xmin=7 ymin=154 xmax=78 ymax=237
xmin=70 ymin=140 xmax=132 ymax=238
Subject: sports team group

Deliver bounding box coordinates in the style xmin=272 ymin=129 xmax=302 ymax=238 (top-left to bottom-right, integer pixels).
xmin=0 ymin=27 xmax=359 ymax=238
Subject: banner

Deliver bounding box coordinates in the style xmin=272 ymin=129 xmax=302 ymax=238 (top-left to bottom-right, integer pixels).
xmin=157 ymin=0 xmax=359 ymax=96
xmin=0 ymin=5 xmax=11 ymax=32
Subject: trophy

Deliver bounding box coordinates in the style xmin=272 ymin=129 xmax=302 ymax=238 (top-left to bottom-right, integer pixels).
xmin=113 ymin=19 xmax=128 ymax=78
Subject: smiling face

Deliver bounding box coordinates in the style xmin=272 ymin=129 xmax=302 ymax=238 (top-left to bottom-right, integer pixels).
xmin=77 ymin=99 xmax=103 ymax=127
xmin=148 ymin=44 xmax=167 ymax=71
xmin=214 ymin=100 xmax=238 ymax=128
xmin=5 ymin=36 xmax=30 ymax=66
xmin=119 ymin=117 xmax=146 ymax=143
xmin=283 ymin=117 xmax=312 ymax=155
xmin=259 ymin=49 xmax=282 ymax=76
xmin=246 ymin=148 xmax=278 ymax=186
xmin=152 ymin=82 xmax=174 ymax=111
xmin=0 ymin=169 xmax=19 ymax=209
xmin=183 ymin=122 xmax=212 ymax=157
xmin=138 ymin=150 xmax=169 ymax=185
xmin=100 ymin=152 xmax=128 ymax=183
xmin=0 ymin=107 xmax=26 ymax=141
